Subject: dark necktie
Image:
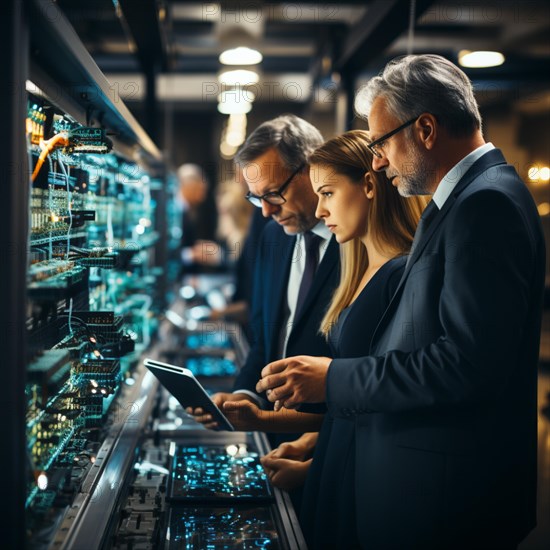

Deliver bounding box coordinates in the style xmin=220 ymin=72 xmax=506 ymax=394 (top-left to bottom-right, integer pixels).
xmin=295 ymin=231 xmax=321 ymax=317
xmin=406 ymin=200 xmax=439 ymax=267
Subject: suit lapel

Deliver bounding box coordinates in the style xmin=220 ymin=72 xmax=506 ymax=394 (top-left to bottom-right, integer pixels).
xmin=292 ymin=235 xmax=339 ymax=326
xmin=369 ymin=148 xmax=507 ymax=353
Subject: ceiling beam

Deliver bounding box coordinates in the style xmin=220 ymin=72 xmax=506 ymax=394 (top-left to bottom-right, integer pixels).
xmin=117 ymin=0 xmax=173 ymax=72
xmin=335 ymin=0 xmax=436 ymax=76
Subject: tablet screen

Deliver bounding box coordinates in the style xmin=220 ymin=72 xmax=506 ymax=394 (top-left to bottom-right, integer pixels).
xmin=143 ymin=358 xmax=234 ymax=431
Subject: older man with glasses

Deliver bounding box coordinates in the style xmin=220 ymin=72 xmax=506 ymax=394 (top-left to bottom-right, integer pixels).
xmin=258 ymin=55 xmax=545 ymax=549
xmin=189 ymin=115 xmax=339 ymax=464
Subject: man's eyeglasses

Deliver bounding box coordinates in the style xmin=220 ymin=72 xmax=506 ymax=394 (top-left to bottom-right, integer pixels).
xmin=367 ymin=116 xmax=419 ymax=159
xmin=245 ymin=163 xmax=305 ymax=207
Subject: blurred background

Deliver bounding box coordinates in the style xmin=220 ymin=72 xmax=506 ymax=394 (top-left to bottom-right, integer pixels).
xmin=8 ymin=2 xmax=550 ymax=548
xmin=55 ymin=0 xmax=550 ymax=246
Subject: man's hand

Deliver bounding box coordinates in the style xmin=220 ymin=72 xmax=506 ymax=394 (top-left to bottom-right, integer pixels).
xmin=185 ymin=392 xmax=255 ymax=430
xmin=261 ymin=456 xmax=312 ymax=491
xmin=256 ymin=355 xmax=332 ymax=409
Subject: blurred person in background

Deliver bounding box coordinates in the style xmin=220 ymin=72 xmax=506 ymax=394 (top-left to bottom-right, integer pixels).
xmin=176 ymin=163 xmax=209 ymax=274
xmin=207 ymin=179 xmax=259 ymax=326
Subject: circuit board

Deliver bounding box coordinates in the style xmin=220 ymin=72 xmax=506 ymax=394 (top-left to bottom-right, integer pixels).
xmin=168 ymin=444 xmax=272 ymax=502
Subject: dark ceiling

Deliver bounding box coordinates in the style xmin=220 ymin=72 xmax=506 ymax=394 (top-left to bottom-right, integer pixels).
xmin=54 ymin=0 xmax=550 ymax=113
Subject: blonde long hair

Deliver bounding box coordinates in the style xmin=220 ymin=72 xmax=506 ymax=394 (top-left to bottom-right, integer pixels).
xmin=310 ymin=130 xmax=426 ymax=337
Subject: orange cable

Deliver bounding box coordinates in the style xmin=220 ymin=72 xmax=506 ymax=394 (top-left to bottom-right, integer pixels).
xmin=31 ymin=133 xmax=69 ymax=182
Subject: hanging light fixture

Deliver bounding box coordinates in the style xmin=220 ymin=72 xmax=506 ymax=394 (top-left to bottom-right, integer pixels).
xmin=458 ymin=50 xmax=505 ymax=68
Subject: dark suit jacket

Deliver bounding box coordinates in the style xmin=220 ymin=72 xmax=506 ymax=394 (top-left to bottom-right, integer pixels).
xmin=234 ymin=220 xmax=340 ymax=402
xmin=327 ymin=149 xmax=545 ymax=549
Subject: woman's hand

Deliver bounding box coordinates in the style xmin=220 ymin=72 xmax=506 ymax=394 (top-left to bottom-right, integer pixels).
xmin=221 ymin=399 xmax=268 ymax=431
xmin=261 ymin=456 xmax=312 ymax=491
xmin=260 ymin=433 xmax=318 ymax=490
xmin=264 ymin=432 xmax=319 ymax=462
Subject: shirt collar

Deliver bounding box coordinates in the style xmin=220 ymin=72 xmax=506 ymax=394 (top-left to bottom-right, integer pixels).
xmin=308 ymin=220 xmax=332 ymax=241
xmin=432 ymin=142 xmax=495 ymax=209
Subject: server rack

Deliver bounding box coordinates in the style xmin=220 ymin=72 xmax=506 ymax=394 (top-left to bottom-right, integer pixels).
xmin=4 ymin=1 xmax=306 ymax=547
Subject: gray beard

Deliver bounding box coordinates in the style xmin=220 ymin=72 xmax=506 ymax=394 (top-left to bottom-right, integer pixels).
xmin=396 ymin=149 xmax=433 ymax=197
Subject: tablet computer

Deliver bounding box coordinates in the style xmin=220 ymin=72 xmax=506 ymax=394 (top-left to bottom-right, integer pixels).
xmin=143 ymin=358 xmax=234 ymax=431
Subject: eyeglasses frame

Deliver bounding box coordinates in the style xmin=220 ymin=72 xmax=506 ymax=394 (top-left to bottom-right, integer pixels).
xmin=367 ymin=116 xmax=419 ymax=158
xmin=245 ymin=163 xmax=305 ymax=207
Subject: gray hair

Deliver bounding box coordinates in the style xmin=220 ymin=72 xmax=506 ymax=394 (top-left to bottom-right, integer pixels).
xmin=356 ymin=54 xmax=482 ymax=137
xmin=234 ymin=114 xmax=323 ymax=170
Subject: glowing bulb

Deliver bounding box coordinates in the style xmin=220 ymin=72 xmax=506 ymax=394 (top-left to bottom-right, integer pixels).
xmin=180 ymin=286 xmax=196 ymax=300
xmin=217 ymin=101 xmax=252 ymax=115
xmin=37 ymin=472 xmax=48 ymax=490
xmin=528 ymin=165 xmax=550 ymax=184
xmin=238 ymin=444 xmax=248 ymax=456
xmin=528 ymin=166 xmax=540 ymax=181
xmin=218 ymin=69 xmax=259 ymax=86
xmin=219 ymin=47 xmax=263 ymax=65
xmin=226 ymin=444 xmax=239 ymax=456
xmin=458 ymin=50 xmax=505 ymax=68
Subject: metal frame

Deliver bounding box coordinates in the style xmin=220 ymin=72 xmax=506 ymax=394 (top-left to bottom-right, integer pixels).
xmin=17 ymin=3 xmax=306 ymax=547
xmin=0 ymin=0 xmax=29 ymax=546
xmin=18 ymin=0 xmax=167 ymax=545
